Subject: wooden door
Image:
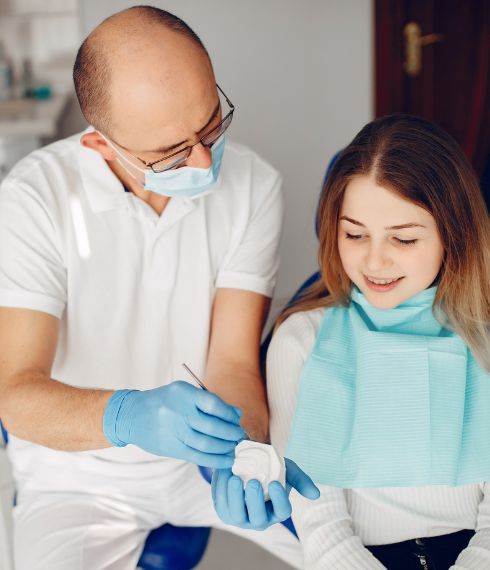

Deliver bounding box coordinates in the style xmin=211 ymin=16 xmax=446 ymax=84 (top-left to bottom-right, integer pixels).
xmin=375 ymin=0 xmax=489 ymax=208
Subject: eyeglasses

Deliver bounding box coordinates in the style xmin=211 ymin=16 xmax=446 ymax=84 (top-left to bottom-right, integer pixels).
xmin=117 ymin=84 xmax=234 ymax=173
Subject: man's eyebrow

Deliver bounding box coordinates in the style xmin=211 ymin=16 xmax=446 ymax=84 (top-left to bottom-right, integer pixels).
xmin=339 ymin=216 xmax=426 ymax=230
xmin=146 ymin=100 xmax=221 ymax=155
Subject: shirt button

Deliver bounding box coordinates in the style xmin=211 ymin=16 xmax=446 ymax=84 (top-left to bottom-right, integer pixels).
xmin=415 ymin=538 xmax=424 ymax=546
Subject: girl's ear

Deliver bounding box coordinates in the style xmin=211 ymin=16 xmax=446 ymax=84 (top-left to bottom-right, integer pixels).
xmin=80 ymin=131 xmax=117 ymax=162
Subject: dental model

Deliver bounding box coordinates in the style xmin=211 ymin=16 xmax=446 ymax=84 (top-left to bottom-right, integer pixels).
xmin=232 ymin=440 xmax=286 ymax=500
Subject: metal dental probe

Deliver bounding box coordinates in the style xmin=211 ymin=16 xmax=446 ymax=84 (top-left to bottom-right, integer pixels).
xmin=182 ymin=362 xmax=208 ymax=391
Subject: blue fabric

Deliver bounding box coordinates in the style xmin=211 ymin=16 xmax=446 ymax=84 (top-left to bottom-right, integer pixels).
xmin=138 ymin=525 xmax=210 ymax=570
xmin=287 ymin=286 xmax=490 ymax=487
xmin=0 ymin=419 xmax=8 ymax=444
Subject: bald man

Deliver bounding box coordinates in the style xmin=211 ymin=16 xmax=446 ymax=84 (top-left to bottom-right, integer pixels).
xmin=0 ymin=6 xmax=308 ymax=570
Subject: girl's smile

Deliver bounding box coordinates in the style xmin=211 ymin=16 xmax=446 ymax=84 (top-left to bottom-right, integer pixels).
xmin=363 ymin=274 xmax=405 ymax=292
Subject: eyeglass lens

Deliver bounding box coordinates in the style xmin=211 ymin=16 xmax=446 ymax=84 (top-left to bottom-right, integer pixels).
xmin=151 ymin=99 xmax=233 ymax=172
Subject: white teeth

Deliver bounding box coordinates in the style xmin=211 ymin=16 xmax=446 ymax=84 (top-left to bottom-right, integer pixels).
xmin=367 ymin=276 xmax=399 ymax=285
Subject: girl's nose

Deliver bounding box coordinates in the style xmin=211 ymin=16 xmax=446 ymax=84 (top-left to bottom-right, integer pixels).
xmin=365 ymin=243 xmax=392 ymax=273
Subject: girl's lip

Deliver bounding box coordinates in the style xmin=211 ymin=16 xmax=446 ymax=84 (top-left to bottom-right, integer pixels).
xmin=363 ymin=275 xmax=405 ymax=292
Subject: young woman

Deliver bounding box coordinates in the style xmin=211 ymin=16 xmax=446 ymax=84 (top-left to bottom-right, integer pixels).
xmin=268 ymin=114 xmax=490 ymax=569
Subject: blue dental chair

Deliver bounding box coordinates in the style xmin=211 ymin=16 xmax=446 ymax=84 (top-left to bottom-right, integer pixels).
xmin=0 ymin=152 xmax=340 ymax=569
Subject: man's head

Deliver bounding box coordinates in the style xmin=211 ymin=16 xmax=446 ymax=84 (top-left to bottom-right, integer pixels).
xmin=74 ymin=5 xmax=221 ymax=176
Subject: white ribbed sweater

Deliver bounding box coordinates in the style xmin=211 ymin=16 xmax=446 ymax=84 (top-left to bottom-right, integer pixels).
xmin=267 ymin=308 xmax=490 ymax=570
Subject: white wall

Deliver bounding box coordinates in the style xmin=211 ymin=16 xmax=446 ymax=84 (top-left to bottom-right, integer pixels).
xmin=82 ymin=0 xmax=374 ymax=311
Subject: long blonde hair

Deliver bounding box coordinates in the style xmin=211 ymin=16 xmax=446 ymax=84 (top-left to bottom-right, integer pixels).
xmin=278 ymin=114 xmax=490 ymax=371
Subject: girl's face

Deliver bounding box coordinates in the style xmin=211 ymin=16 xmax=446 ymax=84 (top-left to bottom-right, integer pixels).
xmin=338 ymin=175 xmax=444 ymax=309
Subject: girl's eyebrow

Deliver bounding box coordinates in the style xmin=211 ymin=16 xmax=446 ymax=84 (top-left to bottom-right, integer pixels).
xmin=340 ymin=215 xmax=426 ymax=230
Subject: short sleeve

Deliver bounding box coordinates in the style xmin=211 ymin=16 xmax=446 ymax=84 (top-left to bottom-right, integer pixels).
xmin=0 ymin=180 xmax=67 ymax=318
xmin=215 ymin=170 xmax=283 ymax=297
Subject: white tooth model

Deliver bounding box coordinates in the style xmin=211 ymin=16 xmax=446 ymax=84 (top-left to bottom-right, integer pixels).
xmin=232 ymin=440 xmax=286 ymax=500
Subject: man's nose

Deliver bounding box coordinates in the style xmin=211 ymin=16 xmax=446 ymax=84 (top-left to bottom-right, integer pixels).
xmin=184 ymin=143 xmax=212 ymax=169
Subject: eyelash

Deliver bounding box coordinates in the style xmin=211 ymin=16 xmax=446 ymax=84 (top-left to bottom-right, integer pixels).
xmin=345 ymin=233 xmax=418 ymax=246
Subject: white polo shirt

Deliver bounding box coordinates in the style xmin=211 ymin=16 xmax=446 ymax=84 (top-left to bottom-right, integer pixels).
xmin=0 ymin=131 xmax=283 ymax=463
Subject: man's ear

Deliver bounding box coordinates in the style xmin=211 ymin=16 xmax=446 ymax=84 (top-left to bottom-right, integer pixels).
xmin=80 ymin=131 xmax=117 ymax=161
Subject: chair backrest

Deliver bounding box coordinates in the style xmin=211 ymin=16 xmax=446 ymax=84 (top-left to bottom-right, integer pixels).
xmin=0 ymin=419 xmax=14 ymax=570
xmin=138 ymin=525 xmax=211 ymax=570
xmin=0 ymin=419 xmax=8 ymax=448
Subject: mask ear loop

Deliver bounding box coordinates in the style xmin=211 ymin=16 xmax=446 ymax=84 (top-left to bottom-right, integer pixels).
xmin=98 ymin=132 xmax=148 ymax=186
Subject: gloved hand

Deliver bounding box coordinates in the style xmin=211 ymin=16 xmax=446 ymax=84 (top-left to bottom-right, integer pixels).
xmin=212 ymin=458 xmax=320 ymax=530
xmin=103 ymin=381 xmax=246 ymax=468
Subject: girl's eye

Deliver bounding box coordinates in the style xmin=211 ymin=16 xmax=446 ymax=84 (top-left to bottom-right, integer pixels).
xmin=345 ymin=233 xmax=363 ymax=240
xmin=396 ymin=238 xmax=418 ymax=246
xmin=344 ymin=233 xmax=418 ymax=246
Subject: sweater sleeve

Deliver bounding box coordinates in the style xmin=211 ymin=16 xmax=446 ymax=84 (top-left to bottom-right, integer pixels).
xmin=450 ymin=483 xmax=490 ymax=569
xmin=267 ymin=311 xmax=386 ymax=569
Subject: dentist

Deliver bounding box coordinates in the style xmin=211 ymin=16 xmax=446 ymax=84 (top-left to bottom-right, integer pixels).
xmin=0 ymin=6 xmax=311 ymax=569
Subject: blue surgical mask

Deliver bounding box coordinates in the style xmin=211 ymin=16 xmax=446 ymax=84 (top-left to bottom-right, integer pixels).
xmin=104 ymin=134 xmax=226 ymax=199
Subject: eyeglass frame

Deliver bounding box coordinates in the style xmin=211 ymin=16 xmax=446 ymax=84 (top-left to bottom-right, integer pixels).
xmin=111 ymin=84 xmax=234 ymax=173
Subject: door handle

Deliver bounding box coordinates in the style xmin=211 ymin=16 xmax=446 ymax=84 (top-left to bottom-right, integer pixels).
xmin=404 ymin=22 xmax=444 ymax=77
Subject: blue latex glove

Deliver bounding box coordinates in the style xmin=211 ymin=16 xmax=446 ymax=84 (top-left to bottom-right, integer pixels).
xmin=103 ymin=381 xmax=246 ymax=468
xmin=212 ymin=457 xmax=320 ymax=530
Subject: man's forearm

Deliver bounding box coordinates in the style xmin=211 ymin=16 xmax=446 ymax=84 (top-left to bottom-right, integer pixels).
xmin=0 ymin=371 xmax=114 ymax=451
xmin=205 ymin=363 xmax=269 ymax=443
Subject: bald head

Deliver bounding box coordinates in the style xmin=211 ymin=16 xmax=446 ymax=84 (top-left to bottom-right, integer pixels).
xmin=73 ymin=6 xmax=214 ymax=140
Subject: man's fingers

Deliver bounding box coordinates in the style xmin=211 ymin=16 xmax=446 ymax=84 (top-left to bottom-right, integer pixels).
xmin=212 ymin=468 xmax=233 ymax=516
xmin=182 ymin=427 xmax=237 ymax=455
xmin=268 ymin=481 xmax=292 ymax=521
xmin=195 ymin=391 xmax=242 ymax=425
xmin=189 ymin=409 xmax=246 ymax=442
xmin=285 ymin=458 xmax=320 ymax=500
xmin=244 ymin=480 xmax=268 ymax=528
xmin=227 ymin=476 xmax=248 ymax=525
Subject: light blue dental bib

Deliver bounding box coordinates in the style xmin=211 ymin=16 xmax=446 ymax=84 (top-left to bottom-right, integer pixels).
xmin=286 ymin=286 xmax=490 ymax=487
